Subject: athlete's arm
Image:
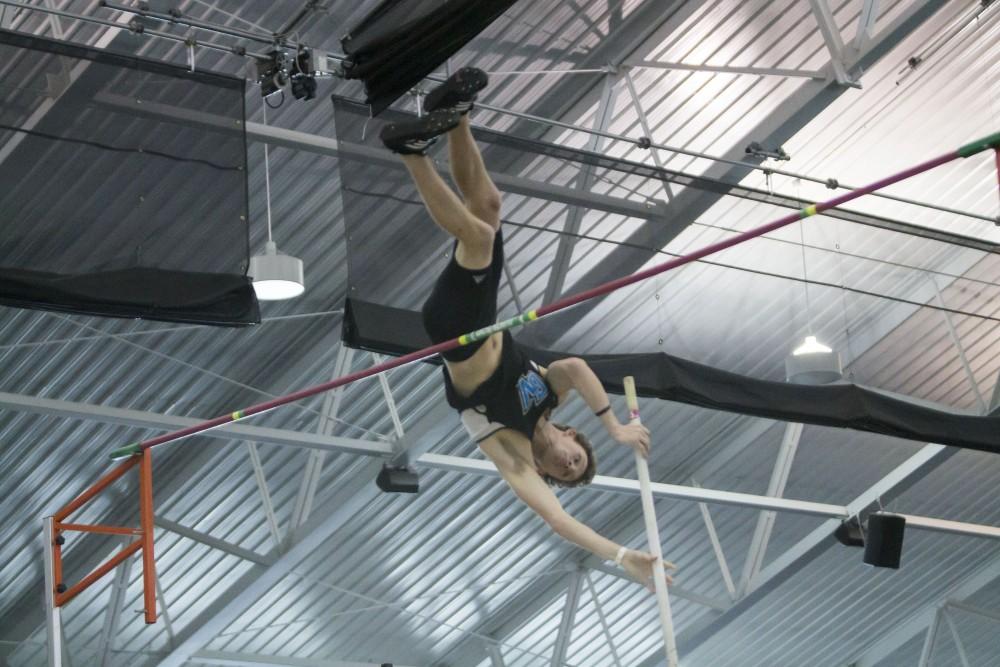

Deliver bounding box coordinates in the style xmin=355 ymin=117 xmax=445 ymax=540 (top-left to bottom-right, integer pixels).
xmin=479 ymin=432 xmax=672 ymax=590
xmin=542 ymin=357 xmax=651 ymax=457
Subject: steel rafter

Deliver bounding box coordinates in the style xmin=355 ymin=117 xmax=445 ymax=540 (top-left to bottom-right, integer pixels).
xmin=530 ymin=0 xmax=949 ymax=346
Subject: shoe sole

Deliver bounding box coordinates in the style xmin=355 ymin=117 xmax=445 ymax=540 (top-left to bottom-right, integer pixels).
xmin=380 ymin=109 xmax=461 ymax=154
xmin=424 ymin=67 xmax=489 ymax=113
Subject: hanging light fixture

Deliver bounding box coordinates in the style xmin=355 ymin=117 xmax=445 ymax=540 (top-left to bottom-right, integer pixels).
xmin=785 ymin=196 xmax=841 ymax=384
xmin=249 ymin=102 xmax=305 ymax=301
xmin=249 ymin=241 xmax=304 ymax=300
xmin=792 ymin=335 xmax=833 ymax=356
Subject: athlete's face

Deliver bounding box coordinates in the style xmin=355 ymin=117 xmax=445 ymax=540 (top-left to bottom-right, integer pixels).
xmin=538 ymin=427 xmax=587 ymax=483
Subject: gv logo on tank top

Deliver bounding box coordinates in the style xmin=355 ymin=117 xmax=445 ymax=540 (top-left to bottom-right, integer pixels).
xmin=517 ymin=372 xmax=549 ymax=414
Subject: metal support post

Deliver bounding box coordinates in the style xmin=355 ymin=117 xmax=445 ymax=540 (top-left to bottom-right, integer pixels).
xmin=139 ymin=451 xmax=156 ymax=624
xmin=942 ymin=609 xmax=972 ymax=667
xmin=947 ymin=600 xmax=1000 ymax=625
xmin=372 ymin=353 xmax=406 ymax=444
xmin=622 ymin=68 xmax=674 ymax=200
xmin=42 ymin=0 xmax=63 ymax=39
xmin=551 ymin=570 xmax=583 ymax=667
xmin=691 ymin=480 xmax=737 ymax=600
xmin=97 ymin=540 xmax=134 ymax=667
xmin=628 ymin=60 xmax=825 ymax=80
xmin=486 ymin=643 xmax=506 ymax=667
xmin=852 ymin=0 xmax=880 ymax=54
xmin=155 ymin=569 xmax=176 ymax=647
xmin=286 ymin=346 xmax=354 ymax=547
xmin=43 ymin=517 xmax=63 ymax=667
xmin=583 ymin=573 xmax=622 ymax=667
xmin=623 ymin=377 xmax=678 ymax=667
xmin=917 ymin=608 xmax=943 ymax=667
xmin=155 ymin=518 xmax=272 ymax=565
xmin=542 ymin=72 xmax=621 ymax=305
xmin=739 ymin=423 xmax=803 ymax=596
xmin=246 ymin=443 xmax=283 ymax=551
xmin=807 ymin=0 xmax=854 ymax=85
xmin=930 ymin=277 xmax=988 ymax=413
xmin=592 ymin=562 xmax=729 ymax=611
xmin=285 ymin=345 xmax=354 ymax=545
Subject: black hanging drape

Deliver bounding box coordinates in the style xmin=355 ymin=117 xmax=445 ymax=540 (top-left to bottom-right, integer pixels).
xmin=0 ymin=29 xmax=258 ymax=326
xmin=341 ymin=0 xmax=521 ymax=115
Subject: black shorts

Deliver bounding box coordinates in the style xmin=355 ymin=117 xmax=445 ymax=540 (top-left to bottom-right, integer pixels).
xmin=422 ymin=231 xmax=504 ymax=362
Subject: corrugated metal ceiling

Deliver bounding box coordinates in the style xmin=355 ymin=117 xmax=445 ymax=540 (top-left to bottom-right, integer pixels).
xmin=1 ymin=1 xmax=999 ymax=666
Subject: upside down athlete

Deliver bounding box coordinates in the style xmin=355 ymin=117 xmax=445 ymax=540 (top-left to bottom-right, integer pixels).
xmin=380 ymin=68 xmax=675 ymax=590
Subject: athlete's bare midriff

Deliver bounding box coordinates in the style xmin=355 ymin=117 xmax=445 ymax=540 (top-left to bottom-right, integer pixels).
xmin=444 ymin=331 xmax=504 ymax=397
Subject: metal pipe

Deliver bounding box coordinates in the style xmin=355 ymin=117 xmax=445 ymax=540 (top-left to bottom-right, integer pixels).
xmin=629 ymin=60 xmax=825 ymax=80
xmin=43 ymin=517 xmax=63 ymax=667
xmin=139 ymin=451 xmax=157 ymax=624
xmin=4 ymin=0 xmax=990 ymax=222
xmin=0 ymin=0 xmax=264 ymax=57
xmin=105 ymin=132 xmax=999 ymax=460
xmin=54 ymin=457 xmax=139 ymax=521
xmin=56 ymin=523 xmax=141 ymax=536
xmin=484 ymin=68 xmax=608 ymax=76
xmin=99 ymin=0 xmax=273 ymax=44
xmin=55 ymin=539 xmax=142 ymax=606
xmin=470 ymin=100 xmax=996 ymax=224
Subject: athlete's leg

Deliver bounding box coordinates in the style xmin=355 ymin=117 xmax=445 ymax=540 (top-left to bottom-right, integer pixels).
xmin=401 ymin=153 xmax=495 ymax=270
xmin=447 ymin=115 xmax=501 ymax=231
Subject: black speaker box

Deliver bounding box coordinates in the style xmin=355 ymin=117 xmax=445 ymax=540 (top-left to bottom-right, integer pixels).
xmin=864 ymin=512 xmax=906 ymax=569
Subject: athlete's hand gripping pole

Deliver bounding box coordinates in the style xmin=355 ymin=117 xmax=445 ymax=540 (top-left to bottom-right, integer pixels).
xmin=624 ymin=376 xmax=679 ymax=667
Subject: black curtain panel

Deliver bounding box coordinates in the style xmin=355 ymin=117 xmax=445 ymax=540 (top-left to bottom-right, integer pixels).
xmin=341 ymin=0 xmax=521 ymax=115
xmin=0 ymin=29 xmax=258 ymax=326
xmin=342 ymin=298 xmax=1000 ymax=453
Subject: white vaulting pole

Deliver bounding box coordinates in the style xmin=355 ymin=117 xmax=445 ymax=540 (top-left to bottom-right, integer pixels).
xmin=623 ymin=376 xmax=679 ymax=667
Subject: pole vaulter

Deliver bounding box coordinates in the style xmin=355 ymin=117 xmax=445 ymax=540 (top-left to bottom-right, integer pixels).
xmin=107 ymin=129 xmax=1000 ymax=461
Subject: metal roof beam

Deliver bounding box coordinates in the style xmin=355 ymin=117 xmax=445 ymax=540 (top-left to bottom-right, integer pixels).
xmin=154 ymin=517 xmax=274 ymax=566
xmin=88 ymin=92 xmax=664 ymax=223
xmin=487 ymin=0 xmax=710 ymax=149
xmin=852 ymin=0 xmax=881 ymax=54
xmin=155 ymin=403 xmax=459 ymax=667
xmin=0 ymin=391 xmax=394 ymax=458
xmin=737 ymin=422 xmax=803 ymax=597
xmin=530 ymin=0 xmax=947 ymax=345
xmin=550 ymin=571 xmax=583 ymax=667
xmin=417 ymin=452 xmax=1000 ymax=540
xmin=543 ymin=73 xmax=621 ymax=305
xmin=849 ymin=557 xmax=1000 ymax=666
xmin=807 ymin=0 xmax=855 ymax=86
xmin=639 ymin=442 xmax=956 ymax=665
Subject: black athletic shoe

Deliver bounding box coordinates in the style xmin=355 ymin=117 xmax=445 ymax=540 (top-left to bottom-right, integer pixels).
xmin=379 ymin=108 xmax=461 ymax=155
xmin=423 ymin=67 xmax=489 ymax=115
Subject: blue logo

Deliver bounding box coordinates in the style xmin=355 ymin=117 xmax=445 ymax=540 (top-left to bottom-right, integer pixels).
xmin=517 ymin=372 xmax=549 ymax=414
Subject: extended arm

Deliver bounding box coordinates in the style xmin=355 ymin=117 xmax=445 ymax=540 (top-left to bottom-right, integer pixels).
xmin=479 ymin=434 xmax=672 ymax=589
xmin=544 ymin=357 xmax=650 ymax=456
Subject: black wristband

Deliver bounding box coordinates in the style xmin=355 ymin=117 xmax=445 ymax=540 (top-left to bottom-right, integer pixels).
xmin=594 ymin=405 xmax=612 ymax=418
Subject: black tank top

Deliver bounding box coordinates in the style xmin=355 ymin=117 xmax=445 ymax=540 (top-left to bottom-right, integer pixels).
xmin=443 ymin=331 xmax=559 ymax=442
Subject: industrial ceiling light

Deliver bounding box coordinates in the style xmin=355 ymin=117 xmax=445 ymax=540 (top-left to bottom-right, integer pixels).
xmin=785 ymin=208 xmax=842 ymax=384
xmin=792 ymin=335 xmax=832 ymax=356
xmin=249 ymin=101 xmax=305 ymax=301
xmin=249 ymin=241 xmax=304 ymax=300
xmin=786 ymin=336 xmax=842 ymax=384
